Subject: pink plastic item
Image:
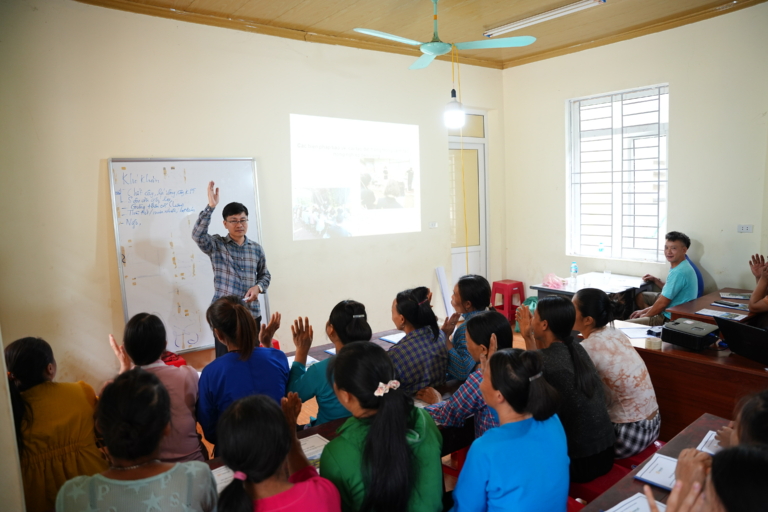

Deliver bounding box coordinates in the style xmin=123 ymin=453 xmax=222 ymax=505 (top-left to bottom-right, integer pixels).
xmin=542 ymin=273 xmax=566 ymax=289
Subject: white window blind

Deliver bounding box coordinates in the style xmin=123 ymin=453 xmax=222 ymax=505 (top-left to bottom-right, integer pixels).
xmin=567 ymin=85 xmax=669 ymax=262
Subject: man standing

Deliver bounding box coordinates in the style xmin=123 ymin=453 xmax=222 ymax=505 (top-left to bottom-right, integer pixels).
xmin=627 ymin=231 xmax=698 ymax=326
xmin=193 ymin=181 xmax=271 ymax=357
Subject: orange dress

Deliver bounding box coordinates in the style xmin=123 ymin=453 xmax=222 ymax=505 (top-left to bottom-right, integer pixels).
xmin=20 ymin=381 xmax=108 ymax=512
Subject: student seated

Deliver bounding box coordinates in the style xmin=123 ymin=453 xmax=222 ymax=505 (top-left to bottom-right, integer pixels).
xmin=573 ymin=288 xmax=661 ymax=458
xmin=56 ymin=369 xmax=217 ymax=512
xmin=442 ymin=274 xmax=493 ymax=381
xmin=216 ymin=393 xmax=341 ymax=512
xmin=418 ymin=310 xmax=512 ymax=438
xmin=644 ymin=445 xmax=768 ymax=512
xmin=197 ymin=296 xmax=289 ymax=447
xmin=450 ymin=346 xmax=569 ymax=512
xmin=388 ymin=286 xmax=448 ymax=395
xmin=517 ymin=296 xmax=616 ymax=483
xmin=628 ymin=231 xmax=698 ymax=325
xmin=6 ymin=337 xmax=108 ymax=512
xmin=748 ymin=254 xmax=768 ymax=313
xmin=108 ymin=313 xmax=204 ymax=462
xmin=320 ymin=341 xmax=443 ymax=512
xmin=288 ymin=300 xmax=372 ymax=426
xmin=715 ymin=389 xmax=768 ymax=448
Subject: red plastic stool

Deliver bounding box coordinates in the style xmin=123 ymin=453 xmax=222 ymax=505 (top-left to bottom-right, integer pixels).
xmin=567 ymin=497 xmax=586 ymax=512
xmin=441 ymin=446 xmax=470 ymax=479
xmin=491 ymin=280 xmax=525 ymax=322
xmin=615 ymin=440 xmax=665 ymax=470
xmin=569 ymin=464 xmax=630 ymax=503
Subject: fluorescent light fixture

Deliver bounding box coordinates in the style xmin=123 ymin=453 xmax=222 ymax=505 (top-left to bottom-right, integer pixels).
xmin=484 ymin=0 xmax=606 ymax=38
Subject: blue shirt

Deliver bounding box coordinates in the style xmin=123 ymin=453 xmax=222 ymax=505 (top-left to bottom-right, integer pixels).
xmin=447 ymin=310 xmax=483 ymax=381
xmin=197 ymin=348 xmax=289 ymax=444
xmin=451 ymin=415 xmax=570 ymax=512
xmin=661 ymin=258 xmax=698 ymax=318
xmin=288 ymin=358 xmax=351 ymax=426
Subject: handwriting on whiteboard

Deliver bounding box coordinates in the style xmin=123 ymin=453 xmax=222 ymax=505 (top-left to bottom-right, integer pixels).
xmin=115 ymin=173 xmax=197 ymax=228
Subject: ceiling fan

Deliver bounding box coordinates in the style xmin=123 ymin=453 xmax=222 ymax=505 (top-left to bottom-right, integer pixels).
xmin=354 ymin=0 xmax=536 ymax=69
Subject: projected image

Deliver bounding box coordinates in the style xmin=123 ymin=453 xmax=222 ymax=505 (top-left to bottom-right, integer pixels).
xmin=290 ymin=114 xmax=421 ymax=240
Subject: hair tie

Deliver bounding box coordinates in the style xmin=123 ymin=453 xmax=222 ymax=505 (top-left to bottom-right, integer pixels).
xmin=529 ymin=372 xmax=543 ymax=382
xmin=352 ymin=314 xmax=365 ymax=319
xmin=374 ymin=380 xmax=400 ymax=397
xmin=232 ymin=471 xmax=247 ymax=481
xmin=418 ymin=299 xmax=428 ymax=306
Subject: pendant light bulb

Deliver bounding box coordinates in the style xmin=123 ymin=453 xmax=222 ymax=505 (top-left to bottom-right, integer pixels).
xmin=444 ymin=89 xmax=466 ymax=129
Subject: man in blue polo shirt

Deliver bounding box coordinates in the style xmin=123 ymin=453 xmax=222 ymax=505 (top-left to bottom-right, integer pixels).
xmin=628 ymin=231 xmax=698 ymax=326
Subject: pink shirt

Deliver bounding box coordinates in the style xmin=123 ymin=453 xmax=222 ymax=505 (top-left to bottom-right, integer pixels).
xmin=253 ymin=466 xmax=341 ymax=511
xmin=141 ymin=361 xmax=205 ymax=462
xmin=581 ymin=326 xmax=659 ymax=424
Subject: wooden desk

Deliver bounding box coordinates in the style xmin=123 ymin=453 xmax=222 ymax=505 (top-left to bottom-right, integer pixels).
xmin=615 ymin=320 xmax=768 ymax=440
xmin=583 ymin=413 xmax=728 ymax=511
xmin=667 ymin=287 xmax=754 ymax=325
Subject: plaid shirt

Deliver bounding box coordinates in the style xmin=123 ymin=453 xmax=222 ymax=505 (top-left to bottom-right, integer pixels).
xmin=447 ymin=310 xmax=484 ymax=381
xmin=425 ymin=369 xmax=499 ymax=438
xmin=389 ymin=326 xmax=448 ymax=395
xmin=192 ymin=205 xmax=271 ymax=319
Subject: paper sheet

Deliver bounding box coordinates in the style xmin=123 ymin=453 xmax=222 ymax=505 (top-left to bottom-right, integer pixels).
xmin=720 ymin=293 xmax=750 ymax=300
xmin=300 ymin=434 xmax=330 ymax=469
xmin=635 ymin=453 xmax=677 ymax=491
xmin=381 ymin=333 xmax=406 ymax=344
xmin=606 ymin=492 xmax=667 ymax=512
xmin=212 ymin=466 xmax=234 ymax=494
xmin=696 ymin=430 xmax=722 ymax=455
xmin=325 ymin=347 xmax=336 ymax=355
xmin=620 ymin=328 xmax=656 ymax=339
xmin=695 ymin=309 xmax=747 ymax=321
xmin=286 ymin=355 xmax=319 ymax=367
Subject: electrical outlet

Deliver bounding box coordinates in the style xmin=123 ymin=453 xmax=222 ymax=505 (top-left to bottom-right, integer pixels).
xmin=737 ymin=224 xmax=753 ymax=233
xmin=429 ymin=222 xmax=438 ymax=229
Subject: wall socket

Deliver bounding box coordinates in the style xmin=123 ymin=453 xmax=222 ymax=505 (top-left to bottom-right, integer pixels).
xmin=737 ymin=224 xmax=754 ymax=233
xmin=429 ymin=222 xmax=438 ymax=229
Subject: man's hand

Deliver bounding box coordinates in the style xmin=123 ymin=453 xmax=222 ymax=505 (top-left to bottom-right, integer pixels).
xmin=243 ymin=285 xmax=261 ymax=303
xmin=415 ymin=387 xmax=442 ymax=405
xmin=441 ymin=312 xmax=461 ymax=340
xmin=642 ymin=274 xmax=663 ymax=288
xmin=749 ymin=254 xmax=766 ymax=281
xmin=207 ymin=181 xmax=220 ymax=208
xmin=630 ymin=307 xmax=651 ymax=319
xmin=259 ymin=312 xmax=281 ymax=348
xmin=109 ymin=334 xmax=132 ymax=374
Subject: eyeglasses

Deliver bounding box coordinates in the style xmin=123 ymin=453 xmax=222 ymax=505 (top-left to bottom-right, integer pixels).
xmin=226 ymin=218 xmax=249 ymax=225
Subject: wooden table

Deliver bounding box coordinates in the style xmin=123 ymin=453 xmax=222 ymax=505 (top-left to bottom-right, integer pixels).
xmin=615 ymin=320 xmax=768 ymax=441
xmin=583 ymin=413 xmax=728 ymax=511
xmin=667 ymin=287 xmax=754 ymax=325
xmin=530 ymin=272 xmax=651 ymax=299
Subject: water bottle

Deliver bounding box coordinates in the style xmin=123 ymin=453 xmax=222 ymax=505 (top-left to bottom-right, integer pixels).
xmin=570 ymin=261 xmax=579 ymax=280
xmin=598 ymin=242 xmax=604 ymax=255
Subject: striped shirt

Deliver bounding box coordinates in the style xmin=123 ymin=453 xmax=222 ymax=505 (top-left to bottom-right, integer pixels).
xmin=388 ymin=326 xmax=448 ymax=395
xmin=447 ymin=310 xmax=484 ymax=381
xmin=192 ymin=205 xmax=271 ymax=319
xmin=425 ymin=369 xmax=499 ymax=438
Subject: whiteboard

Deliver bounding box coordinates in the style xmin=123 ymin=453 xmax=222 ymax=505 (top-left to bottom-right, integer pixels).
xmin=109 ymin=158 xmax=269 ymax=353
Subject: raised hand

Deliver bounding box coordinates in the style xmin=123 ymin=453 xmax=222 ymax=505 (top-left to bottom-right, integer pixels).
xmin=109 ymin=334 xmax=132 ymax=374
xmin=281 ymin=392 xmax=302 ymax=427
xmin=291 ymin=317 xmax=314 ymax=365
xmin=415 ymin=387 xmax=442 ymax=405
xmin=207 ymin=181 xmax=220 ymax=208
xmin=259 ymin=312 xmax=281 ymax=348
xmin=441 ymin=312 xmax=461 ymax=338
xmin=749 ymin=254 xmax=766 ymax=280
xmin=515 ymin=306 xmax=536 ymax=350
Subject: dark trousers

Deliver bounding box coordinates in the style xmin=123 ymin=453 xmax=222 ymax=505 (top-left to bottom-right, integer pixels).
xmin=214 ymin=316 xmax=261 ymax=358
xmin=569 ymin=445 xmax=615 ymax=483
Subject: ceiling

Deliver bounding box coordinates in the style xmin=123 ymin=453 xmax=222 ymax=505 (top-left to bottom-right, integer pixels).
xmin=77 ymin=0 xmax=765 ymax=68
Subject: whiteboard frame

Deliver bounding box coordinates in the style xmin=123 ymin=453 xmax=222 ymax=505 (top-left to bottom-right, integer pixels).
xmin=108 ymin=157 xmax=270 ymax=351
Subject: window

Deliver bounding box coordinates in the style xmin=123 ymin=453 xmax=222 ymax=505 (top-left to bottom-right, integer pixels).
xmin=567 ymin=85 xmax=669 ymax=262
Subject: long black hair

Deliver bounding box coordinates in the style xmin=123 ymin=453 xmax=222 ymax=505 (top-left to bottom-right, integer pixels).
xmin=711 ymin=445 xmax=768 ymax=512
xmin=735 ymin=390 xmax=768 ymax=447
xmin=456 ymin=275 xmax=492 ymax=311
xmin=573 ymin=288 xmax=623 ymax=330
xmin=217 ymin=395 xmax=292 ymax=512
xmin=329 ymin=300 xmax=373 ymax=345
xmin=465 ymin=311 xmax=513 ymax=351
xmin=395 ymin=286 xmax=439 ymax=341
xmin=488 ymin=349 xmax=560 ymax=421
xmin=536 ymin=295 xmax=598 ymax=398
xmin=5 ymin=337 xmax=55 ymax=455
xmin=206 ymin=296 xmax=258 ymax=360
xmin=97 ymin=368 xmax=171 ymax=461
xmin=123 ymin=313 xmax=167 ymax=365
xmin=328 ymin=341 xmax=414 ymax=512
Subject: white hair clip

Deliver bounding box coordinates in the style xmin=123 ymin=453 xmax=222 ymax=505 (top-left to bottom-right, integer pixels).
xmin=373 ymin=380 xmax=400 ymax=397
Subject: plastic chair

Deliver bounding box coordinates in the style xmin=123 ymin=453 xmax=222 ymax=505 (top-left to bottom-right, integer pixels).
xmin=686 ymin=255 xmax=705 ymax=298
xmin=569 ymin=464 xmax=631 ymax=503
xmin=567 ymin=497 xmax=586 ymax=512
xmin=441 ymin=446 xmax=470 ymax=479
xmin=615 ymin=440 xmax=665 ymax=470
xmin=491 ymin=280 xmax=525 ymax=322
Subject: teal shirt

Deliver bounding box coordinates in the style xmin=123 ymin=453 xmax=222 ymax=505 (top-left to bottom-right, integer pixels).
xmin=288 ymin=358 xmax=351 ymax=426
xmin=661 ymin=258 xmax=699 ymax=318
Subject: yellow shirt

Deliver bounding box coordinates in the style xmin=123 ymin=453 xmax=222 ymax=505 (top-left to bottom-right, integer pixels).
xmin=20 ymin=381 xmax=108 ymax=512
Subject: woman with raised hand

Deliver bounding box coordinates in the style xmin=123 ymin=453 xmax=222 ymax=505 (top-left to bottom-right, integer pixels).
xmin=56 ymin=369 xmax=216 ymax=512
xmin=216 ymin=392 xmax=341 ymax=512
xmin=388 ymin=286 xmax=448 ymax=395
xmin=450 ymin=340 xmax=569 ymax=511
xmin=197 ymin=296 xmax=288 ymax=448
xmin=516 ymin=295 xmax=615 ymax=483
xmin=6 ymin=337 xmax=108 ymax=512
xmin=715 ymin=389 xmax=768 ymax=449
xmin=320 ymin=341 xmax=443 ymax=512
xmin=572 ymin=288 xmax=660 ymax=458
xmin=418 ymin=310 xmax=512 ymax=438
xmin=288 ymin=300 xmax=372 ymax=426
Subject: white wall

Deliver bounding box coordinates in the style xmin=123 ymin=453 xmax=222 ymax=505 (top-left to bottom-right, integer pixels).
xmin=502 ymin=3 xmax=768 ymax=291
xmin=0 ymin=0 xmax=506 ymax=388
xmin=0 ymin=326 xmax=26 ymax=511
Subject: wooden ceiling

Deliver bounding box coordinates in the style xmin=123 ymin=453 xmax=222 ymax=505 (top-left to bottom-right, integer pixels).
xmin=77 ymin=0 xmax=765 ymax=69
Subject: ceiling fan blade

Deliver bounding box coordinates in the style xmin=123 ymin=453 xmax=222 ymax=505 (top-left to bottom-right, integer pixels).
xmin=353 ymin=28 xmax=422 ymax=46
xmin=455 ymin=35 xmax=536 ymax=50
xmin=409 ymin=54 xmax=437 ymax=70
